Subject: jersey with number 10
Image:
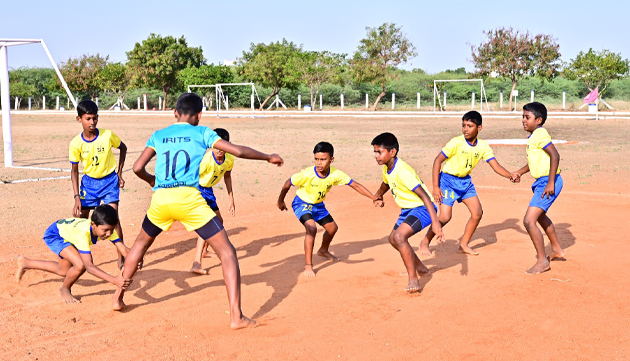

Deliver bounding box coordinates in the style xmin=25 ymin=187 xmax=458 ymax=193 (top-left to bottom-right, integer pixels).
xmin=146 ymin=123 xmax=221 ymax=190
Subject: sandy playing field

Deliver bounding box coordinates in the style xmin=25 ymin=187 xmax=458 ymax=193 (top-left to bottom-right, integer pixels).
xmin=1 ymin=112 xmax=629 ymax=360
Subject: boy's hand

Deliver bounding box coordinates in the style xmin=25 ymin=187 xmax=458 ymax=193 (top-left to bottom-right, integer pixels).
xmin=113 ymin=273 xmax=133 ymax=289
xmin=509 ymin=172 xmax=521 ymax=183
xmin=432 ymin=222 xmax=444 ymax=243
xmin=542 ymin=182 xmax=555 ymax=199
xmin=228 ymin=200 xmax=235 ymax=216
xmin=73 ymin=198 xmax=82 ymax=217
xmin=277 ymin=200 xmax=287 ymax=211
xmin=118 ymin=174 xmax=125 ymax=188
xmin=432 ymin=187 xmax=443 ymax=204
xmin=149 ymin=175 xmax=156 ymax=187
xmin=373 ymin=196 xmax=384 ymax=208
xmin=268 ymin=154 xmax=284 ymax=166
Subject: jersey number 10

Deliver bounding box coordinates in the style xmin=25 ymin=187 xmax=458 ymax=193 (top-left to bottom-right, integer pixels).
xmin=162 ymin=150 xmax=191 ymax=180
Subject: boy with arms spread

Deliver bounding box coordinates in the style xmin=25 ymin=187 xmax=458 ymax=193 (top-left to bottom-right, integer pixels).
xmin=512 ymin=102 xmax=564 ymax=274
xmin=371 ymin=133 xmax=443 ymax=293
xmin=69 ymin=100 xmax=130 ymax=268
xmin=190 ymin=128 xmax=235 ymax=275
xmin=114 ymin=93 xmax=283 ymax=329
xmin=16 ymin=205 xmax=131 ymax=303
xmin=420 ymin=111 xmax=516 ymax=257
xmin=277 ymin=142 xmax=375 ymax=277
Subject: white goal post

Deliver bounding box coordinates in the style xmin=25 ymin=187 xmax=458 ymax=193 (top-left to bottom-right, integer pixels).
xmin=1 ymin=38 xmax=77 ymax=168
xmin=187 ymin=82 xmax=262 ymax=117
xmin=433 ymin=79 xmax=489 ymax=112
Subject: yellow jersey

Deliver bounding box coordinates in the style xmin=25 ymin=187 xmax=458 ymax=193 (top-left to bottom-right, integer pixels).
xmin=69 ymin=129 xmax=122 ymax=178
xmin=55 ymin=218 xmax=120 ymax=254
xmin=199 ymin=152 xmax=234 ymax=187
xmin=291 ymin=166 xmax=352 ymax=204
xmin=527 ymin=127 xmax=561 ymax=179
xmin=382 ymin=158 xmax=433 ymax=209
xmin=440 ymin=135 xmax=495 ymax=177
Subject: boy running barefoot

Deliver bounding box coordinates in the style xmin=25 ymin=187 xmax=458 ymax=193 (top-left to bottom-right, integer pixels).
xmin=277 ymin=142 xmax=375 ymax=277
xmin=513 ymin=102 xmax=564 ymax=274
xmin=371 ymin=133 xmax=443 ymax=292
xmin=420 ymin=111 xmax=517 ymax=257
xmin=16 ymin=205 xmax=131 ymax=303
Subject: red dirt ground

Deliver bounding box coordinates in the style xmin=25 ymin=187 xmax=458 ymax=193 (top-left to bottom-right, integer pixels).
xmin=1 ymin=113 xmax=629 ymax=360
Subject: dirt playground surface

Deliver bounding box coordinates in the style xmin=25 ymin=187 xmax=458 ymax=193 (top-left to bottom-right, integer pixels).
xmin=0 ymin=113 xmax=629 ymax=360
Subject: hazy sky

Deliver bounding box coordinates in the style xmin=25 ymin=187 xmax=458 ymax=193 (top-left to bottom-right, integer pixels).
xmin=1 ymin=0 xmax=628 ymax=73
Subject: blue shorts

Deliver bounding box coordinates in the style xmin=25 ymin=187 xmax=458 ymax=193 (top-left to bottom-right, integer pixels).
xmin=43 ymin=222 xmax=72 ymax=258
xmin=394 ymin=204 xmax=438 ymax=234
xmin=439 ymin=172 xmax=477 ymax=207
xmin=80 ymin=171 xmax=120 ymax=208
xmin=198 ymin=185 xmax=219 ymax=211
xmin=529 ymin=174 xmax=563 ymax=212
xmin=292 ymin=196 xmax=331 ymax=224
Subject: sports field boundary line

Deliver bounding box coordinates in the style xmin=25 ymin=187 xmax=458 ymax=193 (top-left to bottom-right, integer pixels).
xmin=476 ymin=185 xmax=630 ymax=199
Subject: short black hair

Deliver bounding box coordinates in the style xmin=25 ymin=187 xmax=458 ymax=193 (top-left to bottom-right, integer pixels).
xmin=523 ymin=102 xmax=548 ymax=124
xmin=463 ymin=110 xmax=482 ymax=126
xmin=176 ymin=93 xmax=203 ymax=116
xmin=77 ymin=100 xmax=98 ymax=117
xmin=214 ymin=128 xmax=230 ymax=142
xmin=371 ymin=132 xmax=399 ymax=153
xmin=313 ymin=141 xmax=334 ymax=157
xmin=91 ymin=204 xmax=119 ymax=226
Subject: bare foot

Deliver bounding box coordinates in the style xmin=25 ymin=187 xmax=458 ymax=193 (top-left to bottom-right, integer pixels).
xmin=112 ymin=287 xmax=126 ymax=311
xmin=317 ymin=250 xmax=339 ymax=261
xmin=458 ymin=245 xmax=479 ymax=256
xmin=303 ymin=265 xmax=316 ymax=277
xmin=190 ymin=262 xmax=209 ymax=275
xmin=405 ymin=280 xmax=421 ymax=293
xmin=16 ymin=256 xmax=27 ymax=283
xmin=59 ymin=287 xmax=80 ymax=304
xmin=548 ymin=248 xmax=565 ymax=261
xmin=419 ymin=240 xmax=433 ymax=258
xmin=231 ymin=315 xmax=256 ymax=330
xmin=202 ymin=250 xmax=214 ymax=258
xmin=526 ymin=259 xmax=551 ymax=274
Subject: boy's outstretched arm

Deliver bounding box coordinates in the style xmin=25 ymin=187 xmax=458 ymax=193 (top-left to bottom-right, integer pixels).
xmin=79 ymin=253 xmax=131 ymax=288
xmin=71 ymin=163 xmax=82 ymax=217
xmin=277 ymin=178 xmax=292 ymax=211
xmin=413 ymin=186 xmax=444 ymax=242
xmin=349 ymin=181 xmax=376 ymax=200
xmin=133 ymin=147 xmax=157 ymax=187
xmin=117 ymin=141 xmax=127 ymax=188
xmin=487 ymin=159 xmax=513 ymax=179
xmin=214 ymin=140 xmax=283 ymax=166
xmin=514 ymin=164 xmax=530 ymax=183
xmin=543 ymin=143 xmax=560 ymax=198
xmin=224 ymin=171 xmax=235 ymax=216
xmin=373 ymin=182 xmax=390 ymax=207
xmin=432 ymin=152 xmax=447 ymax=204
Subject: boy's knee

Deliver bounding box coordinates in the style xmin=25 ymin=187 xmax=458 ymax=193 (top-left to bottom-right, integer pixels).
xmin=523 ymin=216 xmax=536 ymax=231
xmin=472 ymin=208 xmax=483 ymax=221
xmin=327 ymin=223 xmax=338 ymax=235
xmin=304 ymin=223 xmax=317 ymax=236
xmin=392 ymin=231 xmax=408 ymax=247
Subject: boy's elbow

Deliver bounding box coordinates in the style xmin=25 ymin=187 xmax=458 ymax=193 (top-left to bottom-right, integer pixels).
xmin=132 ymin=163 xmax=144 ymax=175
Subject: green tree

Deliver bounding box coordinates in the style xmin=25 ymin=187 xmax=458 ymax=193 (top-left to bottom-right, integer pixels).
xmin=563 ymin=48 xmax=630 ymax=102
xmin=470 ymin=27 xmax=561 ymax=110
xmin=177 ymin=64 xmax=234 ymax=108
xmin=99 ymin=62 xmax=131 ymax=109
xmin=8 ymin=81 xmax=37 ymax=108
xmin=238 ymin=39 xmax=302 ymax=110
xmin=126 ymin=34 xmax=204 ymax=110
xmin=350 ymin=22 xmax=417 ymax=111
xmin=294 ymin=51 xmax=346 ymax=108
xmin=8 ymin=67 xmax=59 ymax=108
xmin=59 ymin=54 xmax=109 ymax=100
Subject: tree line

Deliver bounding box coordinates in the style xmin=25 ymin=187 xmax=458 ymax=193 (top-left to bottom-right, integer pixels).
xmin=4 ymin=24 xmax=630 ymax=111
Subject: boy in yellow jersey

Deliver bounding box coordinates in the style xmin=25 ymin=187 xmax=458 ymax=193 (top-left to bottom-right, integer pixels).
xmin=114 ymin=93 xmax=283 ymax=330
xmin=513 ymin=102 xmax=564 ymax=274
xmin=16 ymin=205 xmax=131 ymax=304
xmin=69 ymin=100 xmax=130 ymax=268
xmin=277 ymin=142 xmax=375 ymax=277
xmin=420 ymin=111 xmax=516 ymax=257
xmin=190 ymin=128 xmax=235 ymax=275
xmin=371 ymin=133 xmax=443 ymax=293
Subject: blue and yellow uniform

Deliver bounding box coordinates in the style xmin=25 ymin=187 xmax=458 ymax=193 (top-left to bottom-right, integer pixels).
xmin=290 ymin=166 xmax=353 ymax=224
xmin=382 ymin=158 xmax=436 ymax=233
xmin=43 ymin=218 xmax=120 ymax=257
xmin=439 ymin=135 xmax=495 ymax=206
xmin=527 ymin=127 xmax=563 ymax=211
xmin=69 ymin=129 xmax=122 ymax=207
xmin=144 ymin=123 xmax=222 ymax=232
xmin=198 ymin=152 xmax=235 ymax=211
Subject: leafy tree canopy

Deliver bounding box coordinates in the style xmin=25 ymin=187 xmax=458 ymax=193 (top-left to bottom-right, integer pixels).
xmin=563 ymin=48 xmax=630 ymax=97
xmin=59 ymin=54 xmax=109 ymax=100
xmin=292 ymin=50 xmax=346 ymax=107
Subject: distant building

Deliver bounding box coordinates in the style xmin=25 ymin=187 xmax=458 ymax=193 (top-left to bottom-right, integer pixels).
xmin=223 ymin=59 xmax=236 ymax=66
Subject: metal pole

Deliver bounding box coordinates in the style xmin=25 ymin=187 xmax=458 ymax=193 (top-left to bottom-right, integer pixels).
xmin=226 ymin=95 xmax=229 ymax=111
xmin=143 ymin=94 xmax=147 ymax=111
xmin=319 ymin=93 xmax=322 ymax=110
xmin=471 ymin=91 xmax=475 ymax=109
xmin=500 ymin=91 xmax=503 ymax=109
xmin=0 ymin=45 xmax=14 ymax=166
xmin=562 ymin=91 xmax=566 ymax=109
xmin=340 ymin=92 xmax=344 ymax=110
xmin=40 ymin=40 xmax=76 ymax=108
xmin=298 ymin=93 xmax=301 ymax=110
xmin=56 ymin=96 xmax=59 ymax=110
xmin=14 ymin=96 xmax=18 ymax=110
xmin=444 ymin=91 xmax=447 ymax=109
xmin=417 ymin=92 xmax=420 ymax=109
xmin=28 ymin=96 xmax=31 ymax=110
xmin=392 ymin=93 xmax=395 ymax=110
xmin=159 ymin=96 xmax=162 ymax=110
xmin=95 ymin=97 xmax=98 ymax=107
xmin=365 ymin=93 xmax=368 ymax=109
xmin=43 ymin=96 xmax=45 ymax=110
xmin=137 ymin=97 xmax=140 ymax=110
xmin=531 ymin=90 xmax=534 ymax=102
